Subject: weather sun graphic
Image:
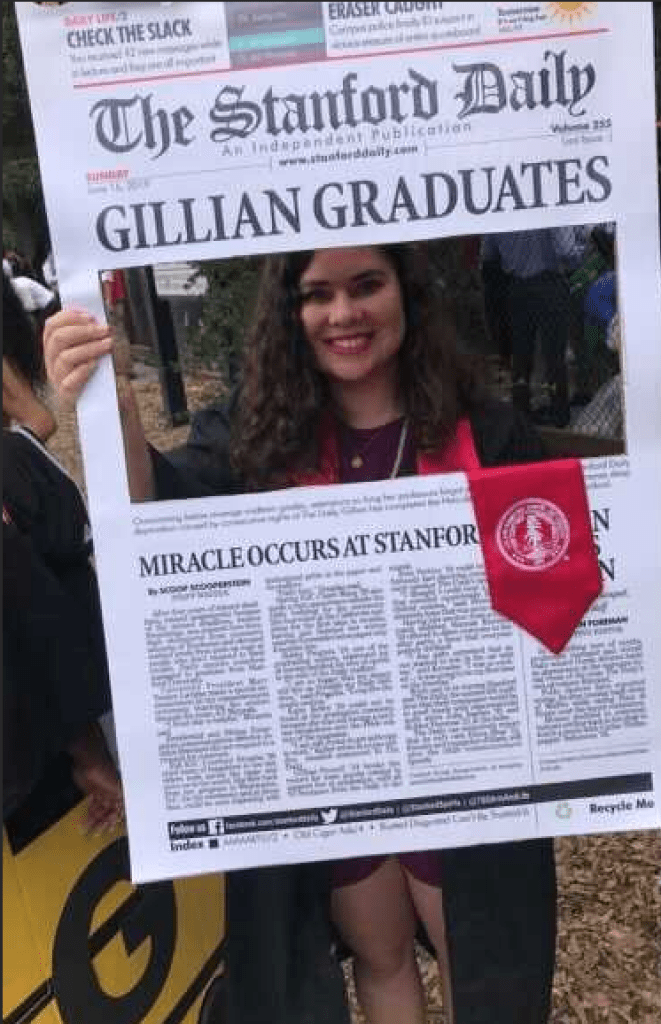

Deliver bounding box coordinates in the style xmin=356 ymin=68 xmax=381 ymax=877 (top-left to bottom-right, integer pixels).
xmin=547 ymin=2 xmax=597 ymax=24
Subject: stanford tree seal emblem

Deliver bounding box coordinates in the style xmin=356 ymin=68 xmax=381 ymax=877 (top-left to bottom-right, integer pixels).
xmin=496 ymin=498 xmax=570 ymax=572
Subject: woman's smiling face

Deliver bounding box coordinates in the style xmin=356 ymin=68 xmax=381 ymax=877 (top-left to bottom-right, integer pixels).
xmin=298 ymin=247 xmax=406 ymax=392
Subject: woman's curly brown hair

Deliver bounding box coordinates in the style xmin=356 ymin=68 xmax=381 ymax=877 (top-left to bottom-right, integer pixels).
xmin=231 ymin=243 xmax=480 ymax=488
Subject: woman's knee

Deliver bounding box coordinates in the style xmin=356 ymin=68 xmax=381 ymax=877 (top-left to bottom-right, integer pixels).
xmin=353 ymin=934 xmax=417 ymax=982
xmin=331 ymin=858 xmax=419 ymax=979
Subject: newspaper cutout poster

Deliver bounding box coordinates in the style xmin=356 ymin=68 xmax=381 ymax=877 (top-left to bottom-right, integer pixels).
xmin=16 ymin=2 xmax=661 ymax=883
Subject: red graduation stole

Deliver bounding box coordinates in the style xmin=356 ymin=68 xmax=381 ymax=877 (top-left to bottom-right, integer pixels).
xmin=467 ymin=459 xmax=602 ymax=653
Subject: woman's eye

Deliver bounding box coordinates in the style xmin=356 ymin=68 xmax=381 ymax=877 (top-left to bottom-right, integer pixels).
xmin=301 ymin=288 xmax=330 ymax=305
xmin=352 ymin=276 xmax=383 ymax=297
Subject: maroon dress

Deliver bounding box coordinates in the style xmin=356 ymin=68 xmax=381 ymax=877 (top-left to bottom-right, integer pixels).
xmin=332 ymin=417 xmax=442 ymax=888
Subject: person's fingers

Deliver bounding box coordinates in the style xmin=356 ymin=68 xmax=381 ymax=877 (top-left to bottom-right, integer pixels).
xmin=56 ymin=358 xmax=103 ymax=406
xmin=102 ymin=809 xmax=125 ymax=834
xmin=43 ymin=309 xmax=99 ymax=354
xmin=82 ymin=795 xmax=124 ymax=836
xmin=52 ymin=334 xmax=112 ymax=378
xmin=82 ymin=797 xmax=109 ymax=834
xmin=84 ymin=800 xmax=109 ymax=833
xmin=84 ymin=811 xmax=117 ymax=837
xmin=48 ymin=336 xmax=113 ymax=404
xmin=43 ymin=310 xmax=113 ymax=402
xmin=45 ymin=324 xmax=112 ymax=373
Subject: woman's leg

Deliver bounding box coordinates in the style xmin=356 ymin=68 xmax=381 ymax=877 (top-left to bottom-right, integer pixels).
xmin=330 ymin=856 xmax=426 ymax=1024
xmin=403 ymin=870 xmax=454 ymax=1024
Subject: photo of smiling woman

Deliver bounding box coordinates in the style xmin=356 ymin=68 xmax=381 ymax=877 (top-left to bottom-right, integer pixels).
xmin=44 ymin=241 xmax=557 ymax=1024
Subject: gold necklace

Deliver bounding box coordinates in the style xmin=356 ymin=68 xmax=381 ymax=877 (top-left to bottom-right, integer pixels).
xmin=349 ymin=424 xmax=388 ymax=470
xmin=389 ymin=418 xmax=409 ymax=479
xmin=348 ymin=418 xmax=409 ymax=476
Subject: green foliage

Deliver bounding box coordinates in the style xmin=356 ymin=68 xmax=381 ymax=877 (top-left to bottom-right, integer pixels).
xmin=188 ymin=257 xmax=263 ymax=380
xmin=427 ymin=238 xmax=488 ymax=353
xmin=2 ymin=6 xmax=32 ymax=152
xmin=2 ymin=4 xmax=48 ymax=261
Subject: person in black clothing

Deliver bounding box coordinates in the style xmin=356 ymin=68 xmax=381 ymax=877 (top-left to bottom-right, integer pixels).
xmin=44 ymin=243 xmax=556 ymax=1024
xmin=3 ymin=272 xmax=122 ymax=829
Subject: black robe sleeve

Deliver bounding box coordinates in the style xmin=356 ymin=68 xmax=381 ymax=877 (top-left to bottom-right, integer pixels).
xmin=470 ymin=400 xmax=547 ymax=467
xmin=3 ymin=520 xmax=111 ymax=815
xmin=151 ymin=399 xmax=242 ymax=500
xmin=3 ymin=431 xmax=112 ymax=816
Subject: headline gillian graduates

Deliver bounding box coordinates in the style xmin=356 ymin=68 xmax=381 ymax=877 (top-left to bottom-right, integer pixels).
xmin=97 ymin=155 xmax=610 ymax=254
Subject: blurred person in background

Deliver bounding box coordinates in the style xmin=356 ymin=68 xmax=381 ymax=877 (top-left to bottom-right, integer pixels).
xmin=3 ymin=271 xmax=122 ymax=831
xmin=481 ymin=227 xmax=587 ymax=427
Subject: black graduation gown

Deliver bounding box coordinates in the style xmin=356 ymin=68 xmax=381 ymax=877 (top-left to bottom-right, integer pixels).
xmin=3 ymin=428 xmax=111 ymax=816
